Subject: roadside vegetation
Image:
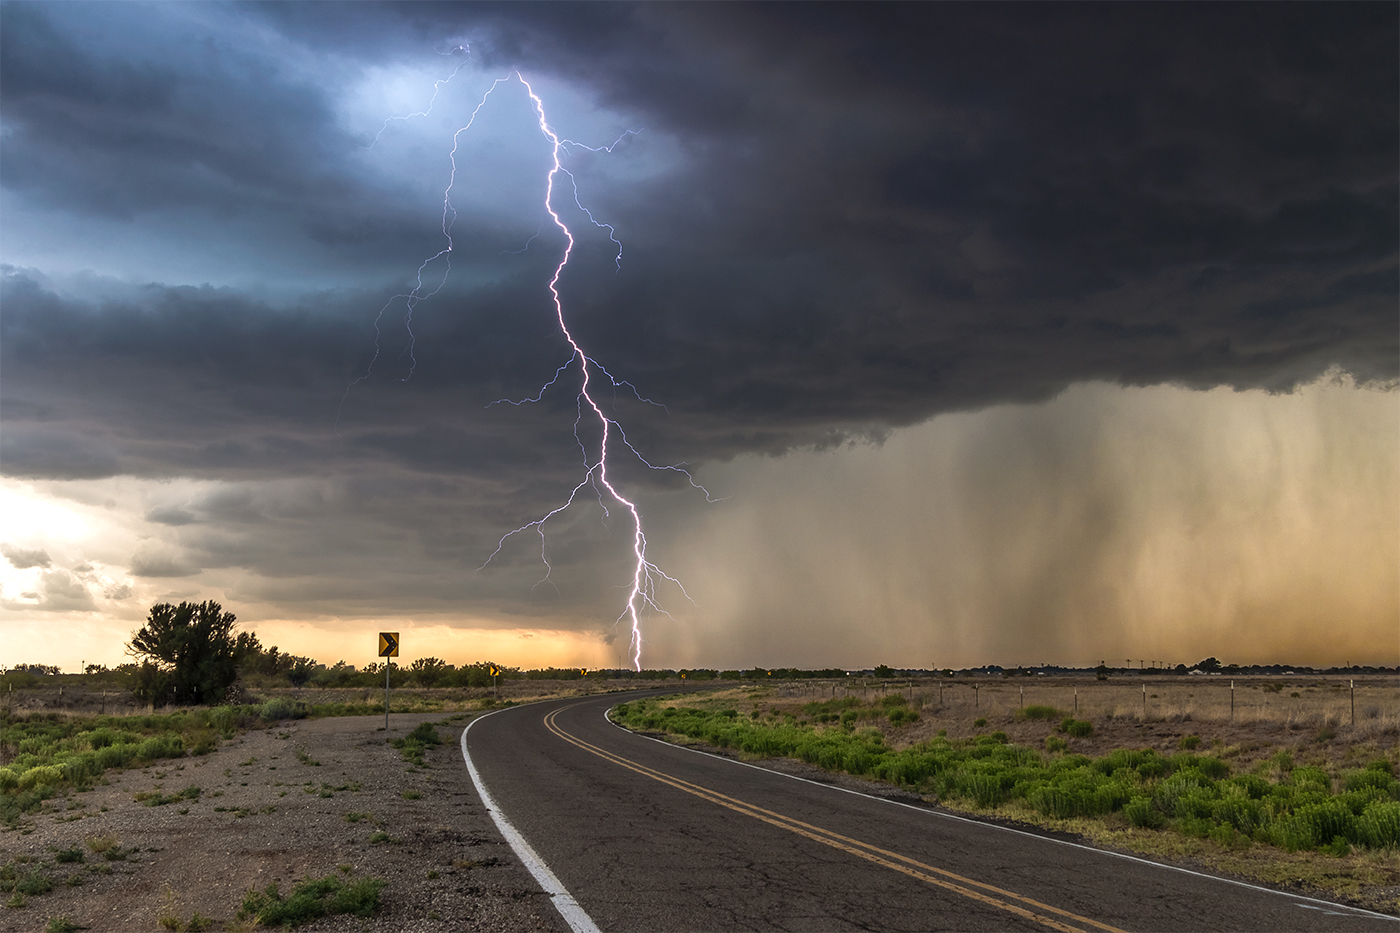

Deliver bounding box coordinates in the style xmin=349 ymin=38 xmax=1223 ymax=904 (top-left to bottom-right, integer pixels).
xmin=388 ymin=722 xmax=443 ymax=767
xmin=0 ymin=712 xmax=207 ymax=828
xmin=237 ymin=873 xmax=385 ymax=928
xmin=614 ymin=688 xmax=1400 ymax=908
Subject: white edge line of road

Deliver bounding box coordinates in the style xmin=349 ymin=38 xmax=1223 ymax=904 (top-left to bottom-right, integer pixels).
xmin=604 ymin=704 xmax=1399 ymax=923
xmin=461 ymin=708 xmax=603 ymax=933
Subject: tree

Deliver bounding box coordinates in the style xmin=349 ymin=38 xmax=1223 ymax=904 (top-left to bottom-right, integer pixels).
xmin=286 ymin=656 xmax=318 ymax=687
xmin=127 ymin=601 xmax=240 ymax=706
xmin=408 ymin=657 xmax=448 ymax=687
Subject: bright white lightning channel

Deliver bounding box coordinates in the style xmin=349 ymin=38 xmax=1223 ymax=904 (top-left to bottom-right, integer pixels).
xmin=353 ymin=60 xmax=708 ymax=670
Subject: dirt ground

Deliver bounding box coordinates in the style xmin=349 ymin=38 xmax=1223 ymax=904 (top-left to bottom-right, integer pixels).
xmin=0 ymin=712 xmax=568 ymax=933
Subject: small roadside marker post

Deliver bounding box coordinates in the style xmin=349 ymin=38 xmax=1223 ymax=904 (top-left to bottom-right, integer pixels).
xmin=378 ymin=633 xmax=399 ymax=730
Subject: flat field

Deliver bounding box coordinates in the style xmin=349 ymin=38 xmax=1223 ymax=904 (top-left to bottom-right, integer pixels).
xmin=769 ymin=673 xmax=1396 ymax=768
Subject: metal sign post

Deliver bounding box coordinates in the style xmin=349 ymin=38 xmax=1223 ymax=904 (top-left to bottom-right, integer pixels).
xmin=378 ymin=633 xmax=399 ymax=729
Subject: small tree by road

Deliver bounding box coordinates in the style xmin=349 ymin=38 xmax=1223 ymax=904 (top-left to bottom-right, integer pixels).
xmin=127 ymin=600 xmax=241 ymax=706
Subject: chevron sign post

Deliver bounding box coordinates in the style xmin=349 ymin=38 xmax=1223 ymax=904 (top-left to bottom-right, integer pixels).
xmin=379 ymin=633 xmax=399 ymax=728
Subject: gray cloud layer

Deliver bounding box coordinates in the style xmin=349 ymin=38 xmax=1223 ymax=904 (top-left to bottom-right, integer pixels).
xmin=2 ymin=2 xmax=1395 ymax=651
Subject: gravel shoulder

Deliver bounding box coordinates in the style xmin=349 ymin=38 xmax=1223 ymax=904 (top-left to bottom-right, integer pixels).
xmin=0 ymin=712 xmax=570 ymax=932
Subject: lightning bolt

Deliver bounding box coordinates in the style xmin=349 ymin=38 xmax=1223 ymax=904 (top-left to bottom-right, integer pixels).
xmin=351 ymin=60 xmax=710 ymax=670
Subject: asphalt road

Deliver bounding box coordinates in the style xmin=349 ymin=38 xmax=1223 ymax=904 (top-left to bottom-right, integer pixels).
xmin=461 ymin=691 xmax=1396 ymax=933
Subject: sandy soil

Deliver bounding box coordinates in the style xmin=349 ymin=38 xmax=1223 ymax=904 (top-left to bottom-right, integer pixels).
xmin=0 ymin=712 xmax=568 ymax=932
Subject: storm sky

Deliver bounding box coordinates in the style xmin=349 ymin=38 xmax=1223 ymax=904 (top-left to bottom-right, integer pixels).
xmin=2 ymin=2 xmax=1396 ymax=671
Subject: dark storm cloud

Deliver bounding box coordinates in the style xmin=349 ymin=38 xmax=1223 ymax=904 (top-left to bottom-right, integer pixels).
xmin=2 ymin=2 xmax=1395 ymax=484
xmin=0 ymin=2 xmax=466 ymax=280
xmin=273 ymin=2 xmax=1400 ymax=416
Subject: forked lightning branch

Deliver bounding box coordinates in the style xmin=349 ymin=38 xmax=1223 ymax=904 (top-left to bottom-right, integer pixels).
xmin=351 ymin=56 xmax=707 ymax=670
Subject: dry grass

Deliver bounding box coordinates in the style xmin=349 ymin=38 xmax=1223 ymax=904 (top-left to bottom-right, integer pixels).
xmin=713 ymin=674 xmax=1398 ymax=776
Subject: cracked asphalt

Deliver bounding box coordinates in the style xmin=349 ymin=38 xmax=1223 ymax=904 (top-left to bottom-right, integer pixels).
xmin=465 ymin=692 xmax=1394 ymax=933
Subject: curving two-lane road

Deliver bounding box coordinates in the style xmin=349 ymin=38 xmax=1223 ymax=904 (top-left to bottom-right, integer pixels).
xmin=462 ymin=692 xmax=1394 ymax=932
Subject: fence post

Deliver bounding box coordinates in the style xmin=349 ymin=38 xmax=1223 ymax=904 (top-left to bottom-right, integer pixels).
xmin=1351 ymin=680 xmax=1355 ymax=726
xmin=1230 ymin=680 xmax=1234 ymax=722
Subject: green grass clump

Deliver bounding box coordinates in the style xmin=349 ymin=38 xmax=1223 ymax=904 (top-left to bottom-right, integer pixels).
xmin=237 ymin=875 xmax=384 ymax=928
xmin=3 ymin=869 xmax=54 ymax=897
xmin=1017 ymin=705 xmax=1061 ymax=721
xmin=259 ymin=698 xmax=306 ymax=722
xmin=388 ymin=722 xmax=443 ymax=766
xmin=45 ymin=917 xmax=84 ymax=933
xmin=1058 ymin=718 xmax=1093 ymax=738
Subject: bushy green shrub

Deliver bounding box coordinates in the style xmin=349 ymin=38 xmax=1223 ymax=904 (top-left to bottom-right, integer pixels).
xmin=963 ymin=772 xmax=1005 ymax=808
xmin=96 ymin=744 xmax=134 ymax=769
xmin=387 ymin=723 xmax=442 ymax=766
xmin=1273 ymin=800 xmax=1357 ymax=851
xmin=1018 ymin=705 xmax=1061 ymax=721
xmin=259 ymin=698 xmax=303 ymax=722
xmin=17 ymin=766 xmax=63 ymax=790
xmin=238 ymin=875 xmax=384 ymax=927
xmin=1357 ymin=801 xmax=1400 ymax=849
xmin=135 ymin=734 xmax=183 ymax=762
xmin=1344 ymin=768 xmax=1397 ymax=795
xmin=1125 ymin=796 xmax=1165 ymax=828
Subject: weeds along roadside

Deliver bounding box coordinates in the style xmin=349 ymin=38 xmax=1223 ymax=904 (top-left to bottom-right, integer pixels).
xmin=0 ymin=674 xmax=602 ymax=834
xmin=612 ymin=693 xmax=1400 ymax=907
xmin=0 ymin=692 xmax=500 ymax=831
xmin=0 ymin=707 xmax=459 ymax=927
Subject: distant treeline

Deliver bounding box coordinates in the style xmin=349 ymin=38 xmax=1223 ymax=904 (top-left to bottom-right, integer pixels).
xmin=3 ymin=657 xmax=1393 ymax=692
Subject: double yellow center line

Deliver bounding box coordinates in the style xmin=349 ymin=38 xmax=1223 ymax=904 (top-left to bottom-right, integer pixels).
xmin=543 ymin=706 xmax=1128 ymax=933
